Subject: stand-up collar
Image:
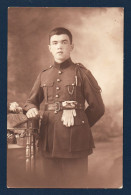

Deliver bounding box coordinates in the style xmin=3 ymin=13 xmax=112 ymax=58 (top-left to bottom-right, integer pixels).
xmin=53 ymin=58 xmax=73 ymax=70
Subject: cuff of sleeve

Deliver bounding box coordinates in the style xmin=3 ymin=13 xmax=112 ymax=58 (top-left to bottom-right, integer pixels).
xmin=23 ymin=104 xmax=38 ymax=112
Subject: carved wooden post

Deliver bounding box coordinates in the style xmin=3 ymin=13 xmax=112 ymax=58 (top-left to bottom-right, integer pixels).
xmin=31 ymin=132 xmax=35 ymax=172
xmin=26 ymin=129 xmax=31 ymax=173
xmin=7 ymin=112 xmax=39 ymax=174
xmin=25 ymin=118 xmax=39 ymax=173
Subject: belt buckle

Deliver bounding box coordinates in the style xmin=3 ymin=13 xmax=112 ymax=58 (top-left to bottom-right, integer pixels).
xmin=55 ymin=102 xmax=61 ymax=112
xmin=62 ymin=101 xmax=77 ymax=109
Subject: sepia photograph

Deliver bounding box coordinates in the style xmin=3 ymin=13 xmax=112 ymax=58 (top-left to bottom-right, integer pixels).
xmin=7 ymin=7 xmax=123 ymax=188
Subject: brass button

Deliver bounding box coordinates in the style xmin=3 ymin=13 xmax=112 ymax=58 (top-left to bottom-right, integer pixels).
xmin=54 ymin=111 xmax=58 ymax=114
xmin=55 ymin=94 xmax=59 ymax=98
xmin=57 ymin=78 xmax=61 ymax=82
xmin=58 ymin=71 xmax=62 ymax=74
xmin=72 ymin=83 xmax=75 ymax=86
xmin=82 ymin=121 xmax=85 ymax=124
xmin=56 ymin=87 xmax=60 ymax=90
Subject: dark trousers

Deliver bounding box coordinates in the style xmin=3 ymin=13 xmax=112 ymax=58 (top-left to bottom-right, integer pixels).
xmin=40 ymin=157 xmax=88 ymax=188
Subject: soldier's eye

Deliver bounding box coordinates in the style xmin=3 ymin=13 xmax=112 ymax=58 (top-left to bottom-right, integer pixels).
xmin=63 ymin=41 xmax=68 ymax=44
xmin=52 ymin=42 xmax=57 ymax=45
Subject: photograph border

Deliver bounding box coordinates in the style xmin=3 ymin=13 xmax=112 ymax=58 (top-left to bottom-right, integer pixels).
xmin=0 ymin=0 xmax=130 ymax=194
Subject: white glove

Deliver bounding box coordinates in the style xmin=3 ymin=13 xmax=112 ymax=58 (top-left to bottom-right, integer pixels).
xmin=61 ymin=109 xmax=76 ymax=127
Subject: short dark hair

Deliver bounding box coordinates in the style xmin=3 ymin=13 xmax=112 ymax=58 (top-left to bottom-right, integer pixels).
xmin=49 ymin=27 xmax=72 ymax=44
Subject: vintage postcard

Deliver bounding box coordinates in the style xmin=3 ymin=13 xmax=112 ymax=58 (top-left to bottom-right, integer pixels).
xmin=7 ymin=7 xmax=123 ymax=188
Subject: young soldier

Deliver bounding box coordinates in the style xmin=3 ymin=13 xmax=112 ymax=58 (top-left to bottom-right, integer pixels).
xmin=23 ymin=27 xmax=105 ymax=188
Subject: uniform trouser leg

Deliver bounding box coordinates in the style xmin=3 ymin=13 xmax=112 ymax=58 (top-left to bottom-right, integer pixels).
xmin=61 ymin=157 xmax=88 ymax=188
xmin=42 ymin=157 xmax=88 ymax=188
xmin=42 ymin=158 xmax=62 ymax=187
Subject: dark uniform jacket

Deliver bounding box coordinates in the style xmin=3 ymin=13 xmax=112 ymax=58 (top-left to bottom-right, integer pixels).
xmin=23 ymin=58 xmax=105 ymax=158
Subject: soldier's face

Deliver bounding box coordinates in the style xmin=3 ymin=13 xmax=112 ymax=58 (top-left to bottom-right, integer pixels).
xmin=48 ymin=34 xmax=74 ymax=63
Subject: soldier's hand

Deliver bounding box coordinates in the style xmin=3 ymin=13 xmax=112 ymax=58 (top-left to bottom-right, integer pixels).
xmin=26 ymin=108 xmax=39 ymax=118
xmin=61 ymin=109 xmax=76 ymax=127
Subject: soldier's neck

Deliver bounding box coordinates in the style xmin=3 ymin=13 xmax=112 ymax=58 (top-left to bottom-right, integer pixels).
xmin=54 ymin=58 xmax=72 ymax=69
xmin=54 ymin=58 xmax=70 ymax=64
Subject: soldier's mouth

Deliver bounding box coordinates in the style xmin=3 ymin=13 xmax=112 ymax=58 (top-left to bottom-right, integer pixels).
xmin=57 ymin=51 xmax=63 ymax=54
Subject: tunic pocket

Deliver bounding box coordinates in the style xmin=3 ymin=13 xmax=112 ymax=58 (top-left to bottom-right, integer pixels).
xmin=64 ymin=79 xmax=82 ymax=100
xmin=41 ymin=81 xmax=54 ymax=101
xmin=66 ymin=84 xmax=75 ymax=96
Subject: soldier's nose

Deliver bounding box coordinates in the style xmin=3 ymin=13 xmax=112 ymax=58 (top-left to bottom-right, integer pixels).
xmin=57 ymin=43 xmax=62 ymax=49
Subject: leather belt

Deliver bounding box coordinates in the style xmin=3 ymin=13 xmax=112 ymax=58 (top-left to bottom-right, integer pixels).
xmin=45 ymin=102 xmax=84 ymax=112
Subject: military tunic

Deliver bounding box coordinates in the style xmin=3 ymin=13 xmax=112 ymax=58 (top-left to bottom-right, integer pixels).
xmin=23 ymin=58 xmax=105 ymax=159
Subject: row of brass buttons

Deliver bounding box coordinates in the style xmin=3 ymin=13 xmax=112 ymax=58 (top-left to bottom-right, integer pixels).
xmin=54 ymin=71 xmax=62 ymax=113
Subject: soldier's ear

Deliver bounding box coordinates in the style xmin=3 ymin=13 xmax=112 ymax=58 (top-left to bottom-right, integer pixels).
xmin=48 ymin=45 xmax=52 ymax=53
xmin=70 ymin=43 xmax=74 ymax=51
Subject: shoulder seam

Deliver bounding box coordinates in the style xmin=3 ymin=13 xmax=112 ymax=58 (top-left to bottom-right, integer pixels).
xmin=75 ymin=62 xmax=89 ymax=75
xmin=42 ymin=65 xmax=53 ymax=72
xmin=75 ymin=62 xmax=89 ymax=71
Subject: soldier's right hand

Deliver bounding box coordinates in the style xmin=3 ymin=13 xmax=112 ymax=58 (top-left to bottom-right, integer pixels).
xmin=26 ymin=108 xmax=39 ymax=118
